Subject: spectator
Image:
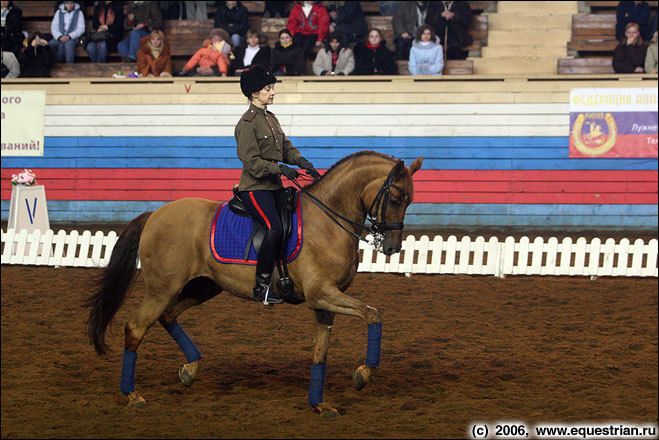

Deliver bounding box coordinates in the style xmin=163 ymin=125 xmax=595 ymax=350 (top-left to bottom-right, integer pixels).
xmin=644 ymin=30 xmax=657 ymax=73
xmin=392 ymin=1 xmax=428 ymax=60
xmin=616 ymin=1 xmax=651 ymax=42
xmin=137 ymin=29 xmax=171 ymax=77
xmin=325 ymin=1 xmax=367 ymax=45
xmin=264 ymin=1 xmax=289 ymax=18
xmin=378 ymin=1 xmax=398 ymax=16
xmin=1 ymin=1 xmax=23 ymax=58
xmin=185 ymin=1 xmax=207 ymax=20
xmin=408 ymin=24 xmax=443 ymax=75
xmin=270 ymin=28 xmax=306 ymax=76
xmin=214 ymin=1 xmax=249 ymax=48
xmin=613 ymin=22 xmax=648 ymax=73
xmin=19 ymin=32 xmax=55 ymax=77
xmin=313 ymin=30 xmax=354 ymax=75
xmin=426 ymin=0 xmax=473 ymax=60
xmin=231 ymin=29 xmax=271 ymax=75
xmin=49 ymin=0 xmax=85 ymax=64
xmin=119 ymin=1 xmax=163 ymax=62
xmin=2 ymin=47 xmax=20 ymax=78
xmin=86 ymin=1 xmax=125 ymax=63
xmin=179 ymin=28 xmax=231 ymax=76
xmin=353 ymin=28 xmax=397 ymax=75
xmin=286 ymin=1 xmax=330 ymax=59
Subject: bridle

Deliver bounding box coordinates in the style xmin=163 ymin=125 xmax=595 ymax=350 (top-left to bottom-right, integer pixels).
xmin=291 ymin=165 xmax=405 ymax=251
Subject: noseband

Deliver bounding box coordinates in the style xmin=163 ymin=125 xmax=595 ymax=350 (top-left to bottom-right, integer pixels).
xmin=292 ymin=165 xmax=405 ymax=251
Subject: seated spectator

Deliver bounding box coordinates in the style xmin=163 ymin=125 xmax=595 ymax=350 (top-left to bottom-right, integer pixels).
xmin=1 ymin=1 xmax=23 ymax=58
xmin=214 ymin=1 xmax=249 ymax=48
xmin=48 ymin=1 xmax=85 ymax=64
xmin=616 ymin=1 xmax=651 ymax=42
xmin=286 ymin=1 xmax=329 ymax=59
xmin=2 ymin=47 xmax=20 ymax=78
xmin=325 ymin=1 xmax=367 ymax=45
xmin=179 ymin=28 xmax=231 ymax=77
xmin=393 ymin=1 xmax=428 ymax=60
xmin=378 ymin=1 xmax=399 ymax=16
xmin=86 ymin=1 xmax=125 ymax=63
xmin=613 ymin=22 xmax=649 ymax=73
xmin=408 ymin=24 xmax=443 ymax=75
xmin=353 ymin=28 xmax=398 ymax=75
xmin=137 ymin=29 xmax=171 ymax=77
xmin=19 ymin=32 xmax=55 ymax=77
xmin=645 ymin=30 xmax=657 ymax=73
xmin=426 ymin=0 xmax=473 ymax=60
xmin=119 ymin=1 xmax=162 ymax=62
xmin=270 ymin=28 xmax=306 ymax=76
xmin=313 ymin=31 xmax=354 ymax=75
xmin=231 ymin=29 xmax=271 ymax=75
xmin=264 ymin=1 xmax=289 ymax=18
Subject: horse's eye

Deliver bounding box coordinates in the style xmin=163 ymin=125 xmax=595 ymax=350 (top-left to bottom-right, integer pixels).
xmin=390 ymin=199 xmax=401 ymax=208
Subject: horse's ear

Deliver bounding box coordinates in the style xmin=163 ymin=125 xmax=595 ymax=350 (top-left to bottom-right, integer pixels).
xmin=408 ymin=157 xmax=423 ymax=175
xmin=393 ymin=159 xmax=406 ymax=178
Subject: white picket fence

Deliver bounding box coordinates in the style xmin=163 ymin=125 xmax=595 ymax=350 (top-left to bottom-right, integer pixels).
xmin=1 ymin=228 xmax=657 ymax=277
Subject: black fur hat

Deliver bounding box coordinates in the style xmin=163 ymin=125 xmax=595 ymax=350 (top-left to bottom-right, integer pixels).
xmin=240 ymin=65 xmax=276 ymax=98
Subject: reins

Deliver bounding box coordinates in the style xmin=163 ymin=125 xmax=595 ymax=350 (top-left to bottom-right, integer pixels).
xmin=290 ymin=166 xmax=404 ymax=249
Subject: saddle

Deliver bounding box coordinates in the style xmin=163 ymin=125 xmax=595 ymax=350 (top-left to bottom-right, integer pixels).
xmin=227 ymin=186 xmax=303 ymax=304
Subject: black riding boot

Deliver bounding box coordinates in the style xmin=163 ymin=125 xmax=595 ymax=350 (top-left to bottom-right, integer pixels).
xmin=253 ymin=230 xmax=284 ymax=304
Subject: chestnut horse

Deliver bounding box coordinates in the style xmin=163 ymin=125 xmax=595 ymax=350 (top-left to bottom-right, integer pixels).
xmin=86 ymin=151 xmax=423 ymax=418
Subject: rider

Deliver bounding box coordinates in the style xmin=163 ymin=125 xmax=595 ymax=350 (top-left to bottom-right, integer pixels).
xmin=236 ymin=65 xmax=321 ymax=304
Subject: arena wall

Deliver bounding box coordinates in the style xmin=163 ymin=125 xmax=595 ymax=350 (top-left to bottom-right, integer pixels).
xmin=1 ymin=75 xmax=657 ymax=229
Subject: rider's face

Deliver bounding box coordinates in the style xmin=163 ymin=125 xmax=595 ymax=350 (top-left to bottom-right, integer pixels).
xmin=252 ymin=83 xmax=275 ymax=107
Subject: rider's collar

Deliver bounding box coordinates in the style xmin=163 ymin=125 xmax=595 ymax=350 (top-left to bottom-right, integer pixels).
xmin=249 ymin=102 xmax=267 ymax=114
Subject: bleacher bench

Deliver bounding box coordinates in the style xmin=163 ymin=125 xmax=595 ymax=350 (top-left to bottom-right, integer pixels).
xmin=567 ymin=14 xmax=617 ymax=53
xmin=557 ymin=57 xmax=614 ymax=74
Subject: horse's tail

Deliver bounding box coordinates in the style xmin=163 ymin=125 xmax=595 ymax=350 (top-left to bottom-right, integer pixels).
xmin=86 ymin=212 xmax=152 ymax=355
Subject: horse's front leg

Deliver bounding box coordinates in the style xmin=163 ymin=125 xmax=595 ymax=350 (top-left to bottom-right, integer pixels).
xmin=309 ymin=309 xmax=338 ymax=418
xmin=311 ymin=285 xmax=383 ymax=393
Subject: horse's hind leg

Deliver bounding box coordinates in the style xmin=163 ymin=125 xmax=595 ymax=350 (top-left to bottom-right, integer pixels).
xmin=121 ymin=281 xmax=177 ymax=408
xmin=158 ymin=277 xmax=222 ymax=387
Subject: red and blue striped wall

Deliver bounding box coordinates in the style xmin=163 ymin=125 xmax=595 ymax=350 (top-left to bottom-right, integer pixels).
xmin=1 ymin=135 xmax=657 ymax=228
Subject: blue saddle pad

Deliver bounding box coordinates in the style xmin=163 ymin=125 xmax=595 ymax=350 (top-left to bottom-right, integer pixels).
xmin=210 ymin=195 xmax=303 ymax=265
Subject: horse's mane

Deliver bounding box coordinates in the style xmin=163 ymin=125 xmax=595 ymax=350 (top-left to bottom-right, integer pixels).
xmin=303 ymin=150 xmax=397 ymax=189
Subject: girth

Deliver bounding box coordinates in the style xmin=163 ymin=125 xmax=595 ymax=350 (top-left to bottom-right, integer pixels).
xmin=227 ymin=185 xmax=298 ymax=261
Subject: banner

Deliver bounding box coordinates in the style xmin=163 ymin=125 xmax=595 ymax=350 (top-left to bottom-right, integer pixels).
xmin=569 ymin=88 xmax=658 ymax=158
xmin=1 ymin=91 xmax=46 ymax=157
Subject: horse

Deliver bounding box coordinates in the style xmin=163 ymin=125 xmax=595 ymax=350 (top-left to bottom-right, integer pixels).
xmin=86 ymin=151 xmax=423 ymax=418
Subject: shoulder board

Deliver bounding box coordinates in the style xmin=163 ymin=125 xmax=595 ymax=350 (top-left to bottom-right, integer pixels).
xmin=242 ymin=108 xmax=257 ymax=122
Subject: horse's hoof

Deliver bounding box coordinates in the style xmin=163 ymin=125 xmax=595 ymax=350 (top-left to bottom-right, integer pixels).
xmin=352 ymin=365 xmax=373 ymax=391
xmin=353 ymin=369 xmax=367 ymax=391
xmin=179 ymin=364 xmax=195 ymax=387
xmin=313 ymin=402 xmax=339 ymax=419
xmin=126 ymin=391 xmax=146 ymax=409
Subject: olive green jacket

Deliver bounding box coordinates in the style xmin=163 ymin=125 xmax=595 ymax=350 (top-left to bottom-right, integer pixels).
xmin=235 ymin=103 xmax=303 ymax=191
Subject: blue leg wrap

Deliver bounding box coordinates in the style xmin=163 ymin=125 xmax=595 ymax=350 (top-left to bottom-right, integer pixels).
xmin=165 ymin=322 xmax=202 ymax=363
xmin=308 ymin=363 xmax=327 ymax=407
xmin=365 ymin=323 xmax=382 ymax=367
xmin=120 ymin=349 xmax=137 ymax=395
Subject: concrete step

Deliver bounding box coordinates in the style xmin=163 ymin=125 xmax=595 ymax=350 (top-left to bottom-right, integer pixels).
xmin=497 ymin=1 xmax=578 ymax=14
xmin=471 ymin=56 xmax=562 ymax=74
xmin=486 ymin=12 xmax=574 ymax=29
xmin=482 ymin=45 xmax=568 ymax=57
xmin=487 ymin=29 xmax=572 ymax=46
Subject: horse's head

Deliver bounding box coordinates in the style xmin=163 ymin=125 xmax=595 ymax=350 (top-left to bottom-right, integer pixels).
xmin=364 ymin=157 xmax=423 ymax=256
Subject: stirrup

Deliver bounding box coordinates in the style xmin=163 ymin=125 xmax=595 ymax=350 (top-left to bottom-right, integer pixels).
xmin=253 ymin=285 xmax=283 ymax=305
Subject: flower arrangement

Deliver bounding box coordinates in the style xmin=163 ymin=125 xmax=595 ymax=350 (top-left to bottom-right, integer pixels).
xmin=11 ymin=169 xmax=37 ymax=186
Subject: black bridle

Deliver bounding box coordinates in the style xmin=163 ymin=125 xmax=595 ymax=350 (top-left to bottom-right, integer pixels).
xmin=291 ymin=166 xmax=404 ymax=250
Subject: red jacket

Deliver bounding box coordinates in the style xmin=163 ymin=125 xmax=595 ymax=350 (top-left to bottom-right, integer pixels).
xmin=184 ymin=39 xmax=230 ymax=74
xmin=286 ymin=2 xmax=329 ymax=42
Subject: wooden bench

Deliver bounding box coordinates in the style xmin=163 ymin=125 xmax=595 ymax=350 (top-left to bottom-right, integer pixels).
xmin=397 ymin=59 xmax=473 ymax=75
xmin=557 ymin=57 xmax=614 ymax=74
xmin=567 ymin=14 xmax=617 ymax=53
